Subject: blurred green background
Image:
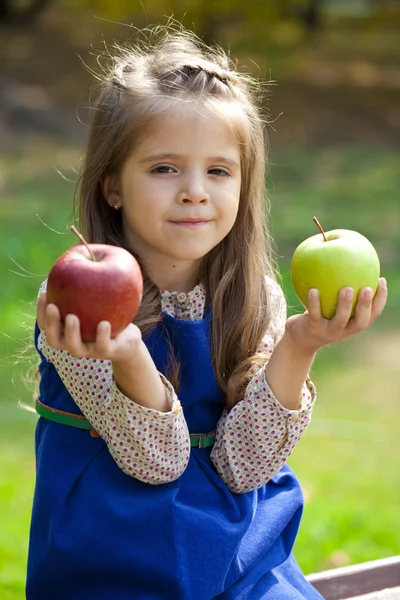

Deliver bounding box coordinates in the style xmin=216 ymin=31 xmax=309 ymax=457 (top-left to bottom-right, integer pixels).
xmin=0 ymin=1 xmax=399 ymax=598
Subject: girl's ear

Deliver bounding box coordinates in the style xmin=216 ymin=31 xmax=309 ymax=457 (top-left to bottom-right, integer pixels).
xmin=102 ymin=174 xmax=122 ymax=209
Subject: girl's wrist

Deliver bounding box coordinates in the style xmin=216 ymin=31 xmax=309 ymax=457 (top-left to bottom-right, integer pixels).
xmin=266 ymin=333 xmax=317 ymax=410
xmin=281 ymin=329 xmax=320 ymax=360
xmin=111 ymin=337 xmax=146 ymax=367
xmin=111 ymin=341 xmax=171 ymax=412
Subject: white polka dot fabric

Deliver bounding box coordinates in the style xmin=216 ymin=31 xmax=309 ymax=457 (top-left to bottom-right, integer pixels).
xmin=37 ymin=277 xmax=315 ymax=491
xmin=160 ymin=283 xmax=205 ymax=321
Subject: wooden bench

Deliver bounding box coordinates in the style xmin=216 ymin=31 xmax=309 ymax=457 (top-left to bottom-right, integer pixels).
xmin=306 ymin=556 xmax=400 ymax=599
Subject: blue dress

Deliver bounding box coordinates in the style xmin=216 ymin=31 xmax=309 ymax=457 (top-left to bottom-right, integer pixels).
xmin=27 ymin=310 xmax=322 ymax=599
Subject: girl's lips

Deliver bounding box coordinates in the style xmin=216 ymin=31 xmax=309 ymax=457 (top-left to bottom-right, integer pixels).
xmin=170 ymin=220 xmax=210 ymax=226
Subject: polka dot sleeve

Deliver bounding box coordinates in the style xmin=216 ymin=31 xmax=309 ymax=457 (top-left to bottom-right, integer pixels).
xmin=36 ymin=283 xmax=190 ymax=485
xmin=210 ymin=278 xmax=316 ymax=494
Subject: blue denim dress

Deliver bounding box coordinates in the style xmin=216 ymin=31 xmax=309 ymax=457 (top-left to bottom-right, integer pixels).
xmin=26 ymin=311 xmax=322 ymax=599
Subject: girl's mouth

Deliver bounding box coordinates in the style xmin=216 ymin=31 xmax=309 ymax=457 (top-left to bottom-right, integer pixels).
xmin=170 ymin=220 xmax=210 ymax=227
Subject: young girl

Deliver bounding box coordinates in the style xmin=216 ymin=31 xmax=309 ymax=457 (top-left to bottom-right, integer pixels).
xmin=27 ymin=28 xmax=387 ymax=599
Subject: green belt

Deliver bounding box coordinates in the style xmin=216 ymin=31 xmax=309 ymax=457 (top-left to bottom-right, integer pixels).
xmin=35 ymin=398 xmax=215 ymax=448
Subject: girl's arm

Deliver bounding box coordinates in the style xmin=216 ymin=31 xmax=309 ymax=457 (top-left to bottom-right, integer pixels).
xmin=36 ymin=281 xmax=190 ymax=484
xmin=211 ymin=280 xmax=314 ymax=494
xmin=211 ymin=277 xmax=387 ymax=494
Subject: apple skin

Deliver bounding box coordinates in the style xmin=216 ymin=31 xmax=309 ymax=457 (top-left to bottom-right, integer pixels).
xmin=291 ymin=229 xmax=380 ymax=319
xmin=47 ymin=244 xmax=143 ymax=342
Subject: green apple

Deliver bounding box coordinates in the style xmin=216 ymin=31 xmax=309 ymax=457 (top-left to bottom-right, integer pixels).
xmin=291 ymin=218 xmax=380 ymax=319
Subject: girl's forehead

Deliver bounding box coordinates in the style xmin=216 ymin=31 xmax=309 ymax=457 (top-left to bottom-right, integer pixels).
xmin=134 ymin=102 xmax=246 ymax=157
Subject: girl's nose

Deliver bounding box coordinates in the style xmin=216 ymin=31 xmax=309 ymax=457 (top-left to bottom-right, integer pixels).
xmin=177 ymin=178 xmax=210 ymax=204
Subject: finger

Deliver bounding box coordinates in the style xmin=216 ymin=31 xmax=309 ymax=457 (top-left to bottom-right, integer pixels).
xmin=45 ymin=303 xmax=64 ymax=348
xmin=350 ymin=287 xmax=373 ymax=332
xmin=36 ymin=291 xmax=48 ymax=331
xmin=331 ymin=287 xmax=354 ymax=328
xmin=370 ymin=277 xmax=388 ymax=321
xmin=94 ymin=321 xmax=112 ymax=355
xmin=64 ymin=314 xmax=86 ymax=356
xmin=307 ymin=289 xmax=322 ymax=322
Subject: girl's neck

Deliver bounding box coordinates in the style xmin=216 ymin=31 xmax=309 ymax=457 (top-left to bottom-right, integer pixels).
xmin=145 ymin=260 xmax=200 ymax=293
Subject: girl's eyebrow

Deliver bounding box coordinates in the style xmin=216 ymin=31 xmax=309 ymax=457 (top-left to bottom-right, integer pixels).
xmin=139 ymin=153 xmax=240 ymax=168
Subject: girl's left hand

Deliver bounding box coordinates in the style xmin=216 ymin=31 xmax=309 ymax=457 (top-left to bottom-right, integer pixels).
xmin=285 ymin=277 xmax=388 ymax=355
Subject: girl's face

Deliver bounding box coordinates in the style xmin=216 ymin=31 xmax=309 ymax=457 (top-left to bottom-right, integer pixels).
xmin=103 ymin=104 xmax=241 ymax=291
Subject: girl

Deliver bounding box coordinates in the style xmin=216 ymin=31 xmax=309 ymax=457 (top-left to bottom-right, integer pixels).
xmin=27 ymin=28 xmax=387 ymax=599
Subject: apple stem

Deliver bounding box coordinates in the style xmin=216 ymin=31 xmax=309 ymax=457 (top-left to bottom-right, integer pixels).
xmin=70 ymin=225 xmax=96 ymax=261
xmin=313 ymin=216 xmax=328 ymax=242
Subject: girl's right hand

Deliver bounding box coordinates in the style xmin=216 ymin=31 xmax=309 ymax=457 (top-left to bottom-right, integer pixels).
xmin=37 ymin=291 xmax=143 ymax=363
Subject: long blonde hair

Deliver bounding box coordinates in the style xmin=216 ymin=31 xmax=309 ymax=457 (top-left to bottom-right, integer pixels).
xmin=75 ymin=27 xmax=277 ymax=409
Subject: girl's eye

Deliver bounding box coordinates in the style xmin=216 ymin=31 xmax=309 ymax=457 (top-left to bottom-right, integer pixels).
xmin=151 ymin=165 xmax=176 ymax=174
xmin=209 ymin=168 xmax=231 ymax=177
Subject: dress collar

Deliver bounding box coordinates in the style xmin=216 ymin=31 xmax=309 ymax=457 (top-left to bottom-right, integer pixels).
xmin=160 ymin=283 xmax=206 ymax=321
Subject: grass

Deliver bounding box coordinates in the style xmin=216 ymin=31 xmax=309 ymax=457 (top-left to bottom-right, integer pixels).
xmin=290 ymin=333 xmax=400 ymax=573
xmin=0 ymin=141 xmax=399 ymax=598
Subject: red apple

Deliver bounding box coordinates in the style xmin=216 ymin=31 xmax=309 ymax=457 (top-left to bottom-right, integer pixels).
xmin=46 ymin=244 xmax=143 ymax=342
